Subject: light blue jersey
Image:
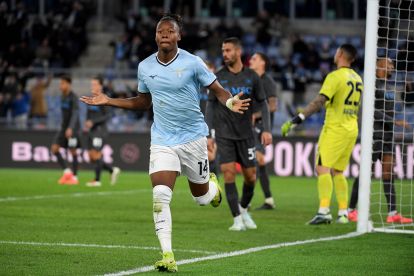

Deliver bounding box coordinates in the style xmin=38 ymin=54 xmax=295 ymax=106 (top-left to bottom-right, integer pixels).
xmin=138 ymin=49 xmax=216 ymax=146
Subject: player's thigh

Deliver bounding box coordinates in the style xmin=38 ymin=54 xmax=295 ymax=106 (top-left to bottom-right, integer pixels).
xmin=256 ymin=150 xmax=265 ymax=166
xmin=235 ymin=137 xmax=256 ymax=169
xmin=68 ymin=134 xmax=81 ymax=151
xmin=216 ymin=137 xmax=237 ymax=165
xmin=52 ymin=131 xmax=66 ymax=151
xmin=332 ymin=135 xmax=357 ymax=171
xmin=149 ymin=144 xmax=181 ymax=177
xmin=88 ymin=133 xmax=105 ymax=152
xmin=88 ymin=149 xmax=102 ymax=161
xmin=317 ymin=131 xmax=354 ymax=171
xmin=177 ymin=137 xmax=210 ymax=184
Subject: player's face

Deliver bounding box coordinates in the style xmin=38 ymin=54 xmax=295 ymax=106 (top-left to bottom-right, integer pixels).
xmin=59 ymin=79 xmax=70 ymax=93
xmin=376 ymin=59 xmax=394 ymax=79
xmin=249 ymin=53 xmax=263 ymax=71
xmin=155 ymin=20 xmax=181 ymax=52
xmin=222 ymin=43 xmax=240 ymax=66
xmin=91 ymin=79 xmax=102 ymax=94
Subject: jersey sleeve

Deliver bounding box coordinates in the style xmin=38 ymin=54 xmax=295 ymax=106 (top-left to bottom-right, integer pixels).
xmin=194 ymin=56 xmax=216 ymax=87
xmin=137 ymin=63 xmax=149 ymax=93
xmin=263 ymin=75 xmax=278 ymax=98
xmin=319 ymin=72 xmax=338 ymax=100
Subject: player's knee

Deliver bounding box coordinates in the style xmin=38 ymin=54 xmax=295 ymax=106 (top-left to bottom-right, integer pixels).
xmin=153 ymin=185 xmax=172 ymax=212
xmin=245 ymin=173 xmax=256 ymax=184
xmin=316 ymin=165 xmax=330 ymax=175
xmin=51 ymin=144 xmax=59 ymax=154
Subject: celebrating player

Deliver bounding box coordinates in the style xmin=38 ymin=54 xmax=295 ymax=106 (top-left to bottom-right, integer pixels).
xmin=281 ymin=44 xmax=362 ymax=225
xmin=84 ymin=76 xmax=120 ymax=187
xmin=80 ymin=14 xmax=250 ymax=272
xmin=206 ymin=37 xmax=272 ymax=231
xmin=249 ymin=52 xmax=278 ymax=210
xmin=51 ymin=75 xmax=81 ymax=185
xmin=348 ymin=58 xmax=412 ymax=224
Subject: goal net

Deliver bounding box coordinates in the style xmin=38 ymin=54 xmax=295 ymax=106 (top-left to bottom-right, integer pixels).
xmin=359 ymin=0 xmax=414 ymax=234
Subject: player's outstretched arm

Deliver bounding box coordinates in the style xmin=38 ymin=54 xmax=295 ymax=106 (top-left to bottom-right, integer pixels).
xmin=81 ymin=92 xmax=152 ymax=110
xmin=281 ymin=94 xmax=328 ymax=137
xmin=208 ymin=80 xmax=250 ymax=114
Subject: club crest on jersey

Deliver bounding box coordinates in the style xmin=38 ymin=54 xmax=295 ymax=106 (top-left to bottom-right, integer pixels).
xmin=175 ymin=68 xmax=185 ymax=78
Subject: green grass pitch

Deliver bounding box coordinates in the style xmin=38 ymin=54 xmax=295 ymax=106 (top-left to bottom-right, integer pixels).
xmin=0 ymin=168 xmax=413 ymax=275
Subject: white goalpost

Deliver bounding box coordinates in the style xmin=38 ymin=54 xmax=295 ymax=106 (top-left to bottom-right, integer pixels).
xmin=358 ymin=0 xmax=414 ymax=234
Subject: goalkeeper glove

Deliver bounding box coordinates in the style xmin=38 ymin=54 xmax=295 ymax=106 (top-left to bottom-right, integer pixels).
xmin=281 ymin=113 xmax=305 ymax=137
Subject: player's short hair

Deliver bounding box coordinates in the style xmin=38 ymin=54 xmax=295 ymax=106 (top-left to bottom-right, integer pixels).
xmin=159 ymin=13 xmax=183 ymax=33
xmin=60 ymin=74 xmax=72 ymax=84
xmin=223 ymin=37 xmax=242 ymax=49
xmin=255 ymin=52 xmax=270 ymax=71
xmin=92 ymin=75 xmax=104 ymax=86
xmin=339 ymin=44 xmax=357 ymax=63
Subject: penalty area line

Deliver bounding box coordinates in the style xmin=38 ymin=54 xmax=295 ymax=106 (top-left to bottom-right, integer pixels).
xmin=103 ymin=232 xmax=363 ymax=276
xmin=0 ymin=240 xmax=216 ymax=255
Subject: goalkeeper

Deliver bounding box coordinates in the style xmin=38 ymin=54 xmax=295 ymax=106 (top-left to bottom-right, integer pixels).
xmin=281 ymin=44 xmax=362 ymax=225
xmin=348 ymin=58 xmax=412 ymax=224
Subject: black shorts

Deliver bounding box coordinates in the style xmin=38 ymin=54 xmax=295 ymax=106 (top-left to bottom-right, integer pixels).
xmin=87 ymin=132 xmax=106 ymax=151
xmin=216 ymin=136 xmax=256 ymax=168
xmin=52 ymin=131 xmax=81 ymax=149
xmin=372 ymin=139 xmax=394 ymax=161
xmin=253 ymin=126 xmax=265 ymax=153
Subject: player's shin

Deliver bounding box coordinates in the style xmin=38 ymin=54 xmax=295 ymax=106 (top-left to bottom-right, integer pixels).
xmin=333 ymin=174 xmax=349 ymax=215
xmin=153 ymin=185 xmax=173 ymax=253
xmin=318 ymin=174 xmax=333 ymax=214
xmin=225 ymin=182 xmax=240 ymax=216
xmin=240 ymin=182 xmax=255 ymax=209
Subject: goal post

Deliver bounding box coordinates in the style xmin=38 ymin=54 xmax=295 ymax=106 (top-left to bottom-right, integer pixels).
xmin=357 ymin=0 xmax=379 ymax=233
xmin=358 ymin=0 xmax=414 ymax=234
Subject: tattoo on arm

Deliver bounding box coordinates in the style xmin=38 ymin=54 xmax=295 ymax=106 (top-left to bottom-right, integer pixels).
xmin=302 ymin=94 xmax=328 ymax=117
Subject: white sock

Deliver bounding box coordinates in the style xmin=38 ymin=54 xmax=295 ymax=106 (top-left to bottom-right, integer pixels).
xmin=264 ymin=197 xmax=274 ymax=205
xmin=234 ymin=214 xmax=243 ymax=224
xmin=338 ymin=209 xmax=348 ymax=216
xmin=192 ymin=180 xmax=218 ymax=206
xmin=63 ymin=168 xmax=72 ymax=174
xmin=318 ymin=207 xmax=330 ymax=215
xmin=388 ymin=210 xmax=397 ymax=216
xmin=153 ymin=185 xmax=173 ymax=253
xmin=239 ymin=205 xmax=247 ymax=214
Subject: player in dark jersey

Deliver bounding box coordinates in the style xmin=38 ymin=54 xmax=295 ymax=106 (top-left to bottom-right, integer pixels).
xmin=51 ymin=75 xmax=81 ymax=185
xmin=348 ymin=58 xmax=412 ymax=224
xmin=206 ymin=37 xmax=272 ymax=231
xmin=84 ymin=76 xmax=120 ymax=187
xmin=249 ymin=52 xmax=278 ymax=210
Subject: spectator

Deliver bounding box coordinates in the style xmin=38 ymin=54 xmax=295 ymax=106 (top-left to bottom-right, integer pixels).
xmin=10 ymin=86 xmax=30 ymax=129
xmin=30 ymin=74 xmax=51 ymax=120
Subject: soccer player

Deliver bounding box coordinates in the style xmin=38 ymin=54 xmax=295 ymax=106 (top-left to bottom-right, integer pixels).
xmin=249 ymin=52 xmax=278 ymax=210
xmin=84 ymin=76 xmax=120 ymax=187
xmin=206 ymin=37 xmax=272 ymax=231
xmin=80 ymin=14 xmax=250 ymax=273
xmin=281 ymin=44 xmax=362 ymax=225
xmin=348 ymin=58 xmax=412 ymax=224
xmin=51 ymin=75 xmax=81 ymax=185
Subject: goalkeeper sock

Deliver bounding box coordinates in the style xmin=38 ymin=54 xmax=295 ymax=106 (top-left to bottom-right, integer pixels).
xmin=334 ymin=174 xmax=349 ymax=210
xmin=349 ymin=177 xmax=359 ymax=210
xmin=225 ymin=182 xmax=240 ymax=217
xmin=318 ymin=173 xmax=333 ymax=211
xmin=153 ymin=185 xmax=172 ymax=254
xmin=259 ymin=165 xmax=272 ymax=198
xmin=240 ymin=181 xmax=255 ymax=209
xmin=383 ymin=179 xmax=396 ymax=213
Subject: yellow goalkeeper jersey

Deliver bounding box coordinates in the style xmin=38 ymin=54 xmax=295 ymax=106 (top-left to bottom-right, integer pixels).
xmin=320 ymin=67 xmax=363 ymax=133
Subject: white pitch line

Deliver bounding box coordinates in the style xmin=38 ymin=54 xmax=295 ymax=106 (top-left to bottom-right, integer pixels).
xmin=0 ymin=189 xmax=150 ymax=203
xmin=103 ymin=232 xmax=363 ymax=276
xmin=0 ymin=240 xmax=216 ymax=255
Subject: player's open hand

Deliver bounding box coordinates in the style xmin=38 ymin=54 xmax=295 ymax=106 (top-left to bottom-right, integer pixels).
xmin=261 ymin=131 xmax=272 ymax=146
xmin=80 ymin=91 xmax=109 ymax=106
xmin=230 ymin=92 xmax=251 ymax=114
xmin=281 ymin=121 xmax=294 ymax=137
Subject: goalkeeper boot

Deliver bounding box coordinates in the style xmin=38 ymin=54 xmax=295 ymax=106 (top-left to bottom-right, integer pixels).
xmin=348 ymin=209 xmax=358 ymax=222
xmin=154 ymin=252 xmax=178 ymax=272
xmin=229 ymin=215 xmax=246 ymax=231
xmin=307 ymin=213 xmax=332 ymax=225
xmin=209 ymin=173 xmax=222 ymax=207
xmin=386 ymin=213 xmax=413 ymax=224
